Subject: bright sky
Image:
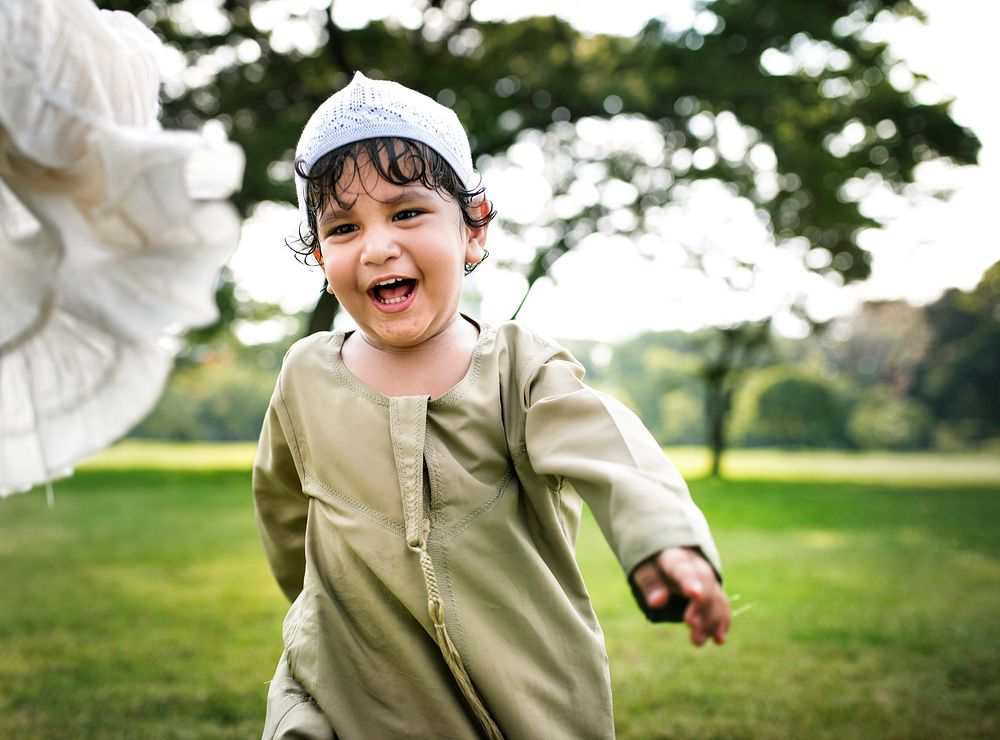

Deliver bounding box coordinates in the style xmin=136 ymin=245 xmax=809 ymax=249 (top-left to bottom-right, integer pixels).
xmin=227 ymin=0 xmax=1000 ymax=343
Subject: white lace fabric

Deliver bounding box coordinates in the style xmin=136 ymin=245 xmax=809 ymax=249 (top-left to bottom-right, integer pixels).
xmin=0 ymin=0 xmax=246 ymax=497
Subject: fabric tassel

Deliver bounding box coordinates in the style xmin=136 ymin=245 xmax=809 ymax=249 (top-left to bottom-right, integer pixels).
xmin=415 ymin=541 xmax=505 ymax=740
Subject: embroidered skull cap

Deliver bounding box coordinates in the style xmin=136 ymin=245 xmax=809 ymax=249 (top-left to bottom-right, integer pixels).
xmin=294 ymin=71 xmax=476 ymax=213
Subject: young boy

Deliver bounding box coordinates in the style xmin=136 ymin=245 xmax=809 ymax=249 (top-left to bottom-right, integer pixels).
xmin=253 ymin=72 xmax=729 ymax=740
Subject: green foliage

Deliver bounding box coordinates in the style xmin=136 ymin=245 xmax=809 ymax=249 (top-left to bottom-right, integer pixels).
xmin=914 ymin=264 xmax=1000 ymax=445
xmin=92 ymin=1 xmax=982 ymax=463
xmin=94 ymin=0 xmax=1000 ymax=456
xmin=657 ymin=389 xmax=706 ymax=445
xmin=578 ymin=284 xmax=997 ymax=453
xmin=612 ymin=339 xmax=704 ymax=439
xmin=691 ymin=322 xmax=775 ymax=474
xmin=588 ymin=334 xmax=727 ymax=452
xmin=130 ymin=352 xmax=277 ymax=441
xmin=847 ymin=387 xmax=933 ymax=450
xmin=96 ymin=0 xmax=978 ymax=293
xmin=733 ymin=365 xmax=849 ymax=447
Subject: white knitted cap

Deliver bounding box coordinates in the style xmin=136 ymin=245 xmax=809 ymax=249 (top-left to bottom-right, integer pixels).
xmin=294 ymin=72 xmax=476 ymax=213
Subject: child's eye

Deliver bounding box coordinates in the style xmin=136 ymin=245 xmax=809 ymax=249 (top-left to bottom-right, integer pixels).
xmin=393 ymin=209 xmax=423 ymax=221
xmin=324 ymin=223 xmax=356 ymax=238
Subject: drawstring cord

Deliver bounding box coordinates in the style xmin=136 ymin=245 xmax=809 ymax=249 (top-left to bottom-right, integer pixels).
xmin=391 ymin=397 xmax=504 ymax=740
xmin=408 ymin=521 xmax=504 ymax=740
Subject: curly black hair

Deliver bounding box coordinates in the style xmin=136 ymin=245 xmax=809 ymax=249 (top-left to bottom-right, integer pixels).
xmin=287 ymin=137 xmax=496 ymax=265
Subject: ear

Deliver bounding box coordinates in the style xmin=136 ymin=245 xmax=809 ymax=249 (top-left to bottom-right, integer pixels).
xmin=312 ymin=246 xmax=324 ymax=266
xmin=463 ymin=199 xmax=491 ymax=265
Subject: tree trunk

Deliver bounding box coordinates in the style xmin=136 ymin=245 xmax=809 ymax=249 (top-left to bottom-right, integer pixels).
xmin=705 ymin=374 xmax=729 ymax=479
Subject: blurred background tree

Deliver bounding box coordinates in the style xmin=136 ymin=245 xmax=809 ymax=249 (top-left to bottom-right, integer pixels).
xmin=97 ymin=0 xmax=986 ymax=462
xmin=729 ymin=365 xmax=851 ymax=448
xmin=824 ymin=299 xmax=932 ymax=393
xmin=911 ymin=262 xmax=1000 ymax=448
xmin=569 ymin=259 xmax=999 ymax=455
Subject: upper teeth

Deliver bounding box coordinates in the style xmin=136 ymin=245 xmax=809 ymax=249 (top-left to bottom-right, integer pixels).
xmin=377 ymin=278 xmax=404 ymax=287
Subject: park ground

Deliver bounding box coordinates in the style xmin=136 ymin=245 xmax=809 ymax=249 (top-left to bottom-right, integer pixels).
xmin=1 ymin=443 xmax=997 ymax=738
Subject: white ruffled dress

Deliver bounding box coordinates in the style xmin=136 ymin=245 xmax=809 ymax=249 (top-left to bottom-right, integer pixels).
xmin=0 ymin=0 xmax=245 ymax=496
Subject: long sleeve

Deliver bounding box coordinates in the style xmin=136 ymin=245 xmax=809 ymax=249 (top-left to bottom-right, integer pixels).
xmin=521 ymin=351 xmax=722 ymax=580
xmin=253 ymin=381 xmax=309 ymax=603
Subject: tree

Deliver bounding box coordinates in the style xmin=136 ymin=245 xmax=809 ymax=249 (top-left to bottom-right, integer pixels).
xmin=913 ymin=262 xmax=1000 ymax=446
xmin=603 ymin=333 xmax=705 ymax=437
xmin=826 ymin=299 xmax=932 ymax=394
xmin=98 ymin=0 xmax=977 ymax=277
xmin=847 ymin=387 xmax=932 ymax=450
xmin=130 ymin=349 xmax=279 ymax=440
xmin=98 ymin=0 xmax=979 ymax=466
xmin=697 ymin=321 xmax=773 ymax=472
xmin=733 ymin=365 xmax=850 ymax=448
xmin=658 ymin=390 xmax=707 ymax=446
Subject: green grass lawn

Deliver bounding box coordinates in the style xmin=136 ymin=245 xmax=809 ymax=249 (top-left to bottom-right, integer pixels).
xmin=1 ymin=444 xmax=997 ymax=738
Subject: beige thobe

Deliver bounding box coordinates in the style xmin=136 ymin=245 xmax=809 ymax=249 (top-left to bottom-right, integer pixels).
xmin=253 ymin=320 xmax=721 ymax=739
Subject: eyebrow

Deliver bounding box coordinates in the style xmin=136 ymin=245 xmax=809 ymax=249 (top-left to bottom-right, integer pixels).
xmin=318 ymin=187 xmax=438 ymax=223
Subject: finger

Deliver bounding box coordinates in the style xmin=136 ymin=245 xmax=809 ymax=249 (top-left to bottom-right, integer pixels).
xmin=632 ymin=560 xmax=672 ymax=608
xmin=704 ymin=600 xmax=731 ymax=645
xmin=656 ymin=548 xmax=712 ymax=602
xmin=684 ymin=584 xmax=730 ymax=647
xmin=684 ymin=600 xmax=708 ymax=646
xmin=712 ymin=608 xmax=732 ymax=645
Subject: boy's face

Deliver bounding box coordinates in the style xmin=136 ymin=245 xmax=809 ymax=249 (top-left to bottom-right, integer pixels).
xmin=312 ymin=152 xmax=487 ymax=351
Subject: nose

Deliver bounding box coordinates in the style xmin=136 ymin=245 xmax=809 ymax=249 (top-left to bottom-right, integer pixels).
xmin=359 ymin=223 xmax=401 ymax=265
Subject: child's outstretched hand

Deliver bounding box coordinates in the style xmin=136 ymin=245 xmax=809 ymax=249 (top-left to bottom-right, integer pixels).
xmin=632 ymin=547 xmax=730 ymax=646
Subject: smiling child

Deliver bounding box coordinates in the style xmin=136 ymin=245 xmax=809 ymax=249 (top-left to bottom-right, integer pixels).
xmin=253 ymin=72 xmax=729 ymax=740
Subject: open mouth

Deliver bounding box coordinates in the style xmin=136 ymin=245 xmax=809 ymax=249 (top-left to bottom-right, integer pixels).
xmin=369 ymin=277 xmax=417 ymax=305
